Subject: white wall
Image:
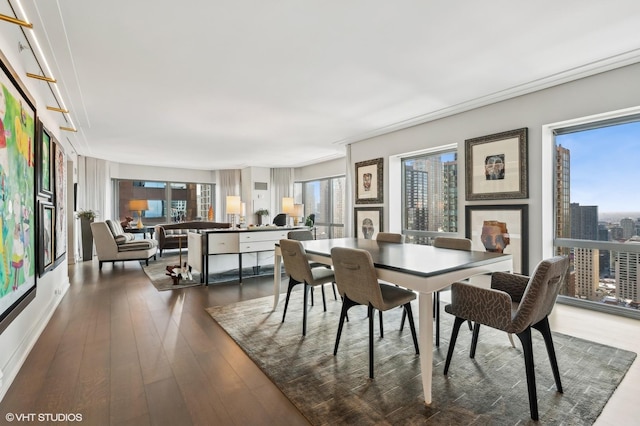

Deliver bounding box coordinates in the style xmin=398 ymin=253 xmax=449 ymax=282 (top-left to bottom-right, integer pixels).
xmin=111 ymin=162 xmax=217 ymax=183
xmin=347 ymin=62 xmax=640 ymax=272
xmin=294 ymin=157 xmax=345 ymax=182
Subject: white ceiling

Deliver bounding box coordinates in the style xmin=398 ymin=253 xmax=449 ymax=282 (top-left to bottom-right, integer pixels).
xmin=7 ymin=1 xmax=640 ymax=170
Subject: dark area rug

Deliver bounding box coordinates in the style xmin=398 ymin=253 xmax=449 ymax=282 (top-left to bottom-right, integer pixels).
xmin=206 ymin=293 xmax=636 ymax=425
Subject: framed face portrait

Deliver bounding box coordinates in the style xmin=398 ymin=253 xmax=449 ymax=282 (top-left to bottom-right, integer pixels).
xmin=354 ymin=207 xmax=383 ymax=240
xmin=355 ymin=157 xmax=383 ymax=204
xmin=465 ymin=128 xmax=528 ymax=200
xmin=465 ymin=204 xmax=528 ymax=274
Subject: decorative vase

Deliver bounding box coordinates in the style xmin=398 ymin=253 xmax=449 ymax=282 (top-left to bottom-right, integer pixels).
xmin=80 ymin=217 xmax=94 ymax=261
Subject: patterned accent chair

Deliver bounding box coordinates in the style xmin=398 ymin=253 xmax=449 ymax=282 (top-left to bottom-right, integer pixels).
xmin=443 ymin=255 xmax=570 ymax=421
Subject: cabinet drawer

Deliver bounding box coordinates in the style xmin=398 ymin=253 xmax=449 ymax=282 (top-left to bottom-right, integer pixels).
xmin=240 ymin=230 xmax=288 ymax=243
xmin=239 ymin=240 xmax=278 ymax=253
xmin=208 ymin=233 xmax=239 ymax=253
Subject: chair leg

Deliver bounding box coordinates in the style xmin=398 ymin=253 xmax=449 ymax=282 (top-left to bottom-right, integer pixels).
xmin=532 ymin=316 xmax=563 ymax=393
xmin=368 ymin=304 xmax=375 ymax=379
xmin=334 ymin=297 xmax=351 ymax=355
xmin=435 ymin=291 xmax=440 ymax=347
xmin=379 ymin=310 xmax=383 ymax=338
xmin=404 ymin=303 xmax=419 ymax=354
xmin=444 ymin=316 xmax=466 ymax=375
xmin=516 ymin=327 xmax=539 ymax=421
xmin=399 ymin=308 xmax=406 ymax=332
xmin=310 ymin=286 xmax=314 ymax=306
xmin=321 ymin=284 xmax=327 ymax=311
xmin=282 ymin=277 xmax=300 ymax=323
xmin=470 ymin=323 xmax=481 ymax=358
xmin=467 ymin=320 xmax=473 ymax=331
xmin=332 ymin=282 xmax=338 ymax=300
xmin=302 ymin=283 xmax=310 ymax=336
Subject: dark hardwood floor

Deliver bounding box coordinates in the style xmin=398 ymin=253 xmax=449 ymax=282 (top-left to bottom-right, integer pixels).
xmin=0 ymin=255 xmax=310 ymax=425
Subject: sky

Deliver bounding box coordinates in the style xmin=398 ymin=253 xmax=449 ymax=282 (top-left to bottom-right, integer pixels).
xmin=556 ymin=121 xmax=640 ymax=218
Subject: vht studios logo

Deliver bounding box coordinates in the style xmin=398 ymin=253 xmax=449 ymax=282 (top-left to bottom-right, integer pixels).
xmin=5 ymin=412 xmax=83 ymax=422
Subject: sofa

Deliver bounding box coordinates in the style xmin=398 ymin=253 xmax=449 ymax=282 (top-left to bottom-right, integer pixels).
xmin=91 ymin=220 xmax=158 ymax=270
xmin=154 ymin=221 xmax=231 ymax=256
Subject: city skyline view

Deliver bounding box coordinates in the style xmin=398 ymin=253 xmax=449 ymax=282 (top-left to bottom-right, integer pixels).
xmin=556 ymin=120 xmax=640 ymax=220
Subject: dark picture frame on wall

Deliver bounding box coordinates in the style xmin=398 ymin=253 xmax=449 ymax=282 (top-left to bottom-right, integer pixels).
xmin=36 ymin=121 xmax=54 ymax=200
xmin=355 ymin=157 xmax=383 ymax=204
xmin=465 ymin=204 xmax=529 ymax=275
xmin=465 ymin=128 xmax=528 ymax=201
xmin=354 ymin=207 xmax=383 ymax=240
xmin=53 ymin=140 xmax=67 ymax=264
xmin=38 ymin=201 xmax=55 ymax=276
xmin=0 ymin=49 xmax=38 ymax=335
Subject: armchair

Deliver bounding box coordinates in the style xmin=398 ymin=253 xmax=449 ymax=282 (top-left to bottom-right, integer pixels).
xmin=443 ymin=255 xmax=569 ymax=421
xmin=91 ymin=220 xmax=157 ymax=270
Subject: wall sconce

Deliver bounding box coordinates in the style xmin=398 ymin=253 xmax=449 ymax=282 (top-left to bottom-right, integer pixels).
xmin=226 ymin=195 xmax=241 ymax=228
xmin=129 ymin=199 xmax=149 ymax=229
xmin=293 ymin=204 xmax=304 ymax=226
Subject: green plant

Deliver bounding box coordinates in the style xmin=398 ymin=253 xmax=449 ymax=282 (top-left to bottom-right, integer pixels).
xmin=255 ymin=208 xmax=269 ymax=216
xmin=76 ymin=209 xmax=98 ymax=221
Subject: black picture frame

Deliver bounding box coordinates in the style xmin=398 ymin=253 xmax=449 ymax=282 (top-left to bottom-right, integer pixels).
xmin=36 ymin=120 xmax=54 ymax=200
xmin=38 ymin=201 xmax=55 ymax=276
xmin=354 ymin=207 xmax=383 ymax=240
xmin=465 ymin=204 xmax=529 ymax=274
xmin=355 ymin=157 xmax=383 ymax=204
xmin=465 ymin=128 xmax=528 ymax=200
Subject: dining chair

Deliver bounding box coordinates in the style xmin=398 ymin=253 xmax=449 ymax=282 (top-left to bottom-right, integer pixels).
xmin=287 ymin=230 xmax=338 ymax=301
xmin=430 ymin=236 xmax=473 ymax=346
xmin=375 ymin=232 xmax=407 ymax=337
xmin=331 ymin=246 xmax=419 ymax=379
xmin=273 ymin=213 xmax=287 ymax=226
xmin=443 ymin=255 xmax=570 ymax=421
xmin=279 ymin=239 xmax=336 ymax=336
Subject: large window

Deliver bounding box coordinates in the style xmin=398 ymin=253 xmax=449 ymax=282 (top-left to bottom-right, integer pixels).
xmin=298 ymin=176 xmax=345 ymax=239
xmin=114 ymin=180 xmax=214 ymax=225
xmin=553 ymin=118 xmax=640 ymax=315
xmin=401 ymin=149 xmax=458 ymax=244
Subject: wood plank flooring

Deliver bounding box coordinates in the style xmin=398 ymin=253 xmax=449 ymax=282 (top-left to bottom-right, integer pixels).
xmin=1 ymin=255 xmax=638 ymax=425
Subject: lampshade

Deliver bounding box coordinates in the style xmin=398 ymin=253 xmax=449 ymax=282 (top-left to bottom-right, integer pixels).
xmin=241 ymin=202 xmax=246 ymax=217
xmin=129 ymin=199 xmax=149 ymax=211
xmin=282 ymin=197 xmax=295 ymax=214
xmin=226 ymin=196 xmax=242 ymax=215
xmin=293 ymin=203 xmax=304 ymax=218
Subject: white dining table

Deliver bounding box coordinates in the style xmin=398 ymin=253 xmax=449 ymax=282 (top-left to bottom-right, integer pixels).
xmin=273 ymin=237 xmax=513 ymax=405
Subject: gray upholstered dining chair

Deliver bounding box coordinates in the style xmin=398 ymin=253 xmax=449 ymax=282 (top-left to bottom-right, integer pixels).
xmin=279 ymin=239 xmax=336 ymax=336
xmin=331 ymin=246 xmax=419 ymax=379
xmin=287 ymin=229 xmax=338 ymax=301
xmin=375 ymin=232 xmax=405 ymax=243
xmin=443 ymin=255 xmax=570 ymax=421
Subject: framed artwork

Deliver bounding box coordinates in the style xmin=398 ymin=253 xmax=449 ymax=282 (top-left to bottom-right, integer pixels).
xmin=38 ymin=201 xmax=55 ymax=276
xmin=465 ymin=128 xmax=528 ymax=200
xmin=37 ymin=121 xmax=54 ymax=199
xmin=355 ymin=157 xmax=383 ymax=204
xmin=354 ymin=207 xmax=383 ymax=240
xmin=465 ymin=205 xmax=529 ymax=275
xmin=0 ymin=49 xmax=37 ymax=334
xmin=53 ymin=140 xmax=67 ymax=264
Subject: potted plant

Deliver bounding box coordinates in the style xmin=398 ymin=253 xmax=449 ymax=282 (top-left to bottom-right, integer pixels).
xmin=76 ymin=209 xmax=98 ymax=261
xmin=255 ymin=208 xmax=269 ymax=226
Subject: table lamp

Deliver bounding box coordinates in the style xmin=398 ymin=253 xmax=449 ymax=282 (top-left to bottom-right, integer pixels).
xmin=282 ymin=197 xmax=295 ymax=226
xmin=293 ymin=203 xmax=304 ymax=226
xmin=226 ymin=195 xmax=241 ymax=228
xmin=129 ymin=199 xmax=149 ymax=229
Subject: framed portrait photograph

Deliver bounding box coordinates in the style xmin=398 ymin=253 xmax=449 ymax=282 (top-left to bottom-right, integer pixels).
xmin=465 ymin=128 xmax=528 ymax=200
xmin=355 ymin=157 xmax=383 ymax=204
xmin=39 ymin=201 xmax=55 ymax=276
xmin=465 ymin=204 xmax=529 ymax=274
xmin=37 ymin=121 xmax=54 ymax=199
xmin=354 ymin=207 xmax=383 ymax=240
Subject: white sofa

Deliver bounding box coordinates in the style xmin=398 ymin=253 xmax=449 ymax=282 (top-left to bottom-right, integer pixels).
xmin=91 ymin=220 xmax=158 ymax=270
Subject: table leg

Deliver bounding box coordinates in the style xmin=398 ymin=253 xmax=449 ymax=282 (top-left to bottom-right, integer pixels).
xmin=273 ymin=251 xmax=282 ymax=310
xmin=419 ymin=291 xmax=434 ymax=405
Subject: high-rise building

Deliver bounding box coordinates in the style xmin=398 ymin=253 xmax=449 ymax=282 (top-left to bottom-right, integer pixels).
xmin=621 ymin=217 xmax=636 ymax=239
xmin=615 ymin=239 xmax=640 ymax=304
xmin=570 ymin=203 xmax=598 ymax=240
xmin=556 ymin=145 xmax=571 ymax=239
xmin=574 ymin=247 xmax=600 ymax=300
